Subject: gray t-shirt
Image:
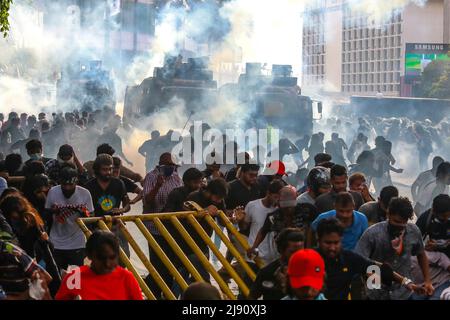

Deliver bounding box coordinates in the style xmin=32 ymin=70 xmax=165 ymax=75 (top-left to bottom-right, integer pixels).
xmin=358 ymin=201 xmax=385 ymax=224
xmin=411 ymin=251 xmax=450 ymax=288
xmin=315 ymin=190 xmax=364 ymax=213
xmin=296 ymin=192 xmax=315 ymax=205
xmin=355 ymin=221 xmax=424 ymax=300
xmin=46 ymin=186 xmax=94 ymax=250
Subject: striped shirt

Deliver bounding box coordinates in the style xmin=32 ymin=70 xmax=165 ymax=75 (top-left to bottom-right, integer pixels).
xmin=0 ymin=240 xmax=43 ymax=295
xmin=143 ymin=169 xmax=182 ymax=234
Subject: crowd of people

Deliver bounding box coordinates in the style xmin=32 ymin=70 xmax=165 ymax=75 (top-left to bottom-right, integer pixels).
xmin=0 ymin=108 xmax=449 ymax=301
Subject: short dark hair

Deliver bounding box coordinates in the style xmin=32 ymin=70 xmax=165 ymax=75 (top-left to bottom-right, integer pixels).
xmin=181 ymin=282 xmax=222 ymax=300
xmin=25 ymin=139 xmax=42 ymax=153
xmin=240 ymin=163 xmax=260 ymax=173
xmin=275 ymin=228 xmax=304 ymax=253
xmin=436 ymin=162 xmax=450 ymax=179
xmin=86 ymin=230 xmax=120 ymax=258
xmin=379 ymin=186 xmax=399 ymax=208
xmin=182 ymin=168 xmax=203 ymax=183
xmin=96 ymin=143 xmax=115 ymax=156
xmin=59 ymin=166 xmax=78 ymax=184
xmin=23 ymin=161 xmax=46 ymax=177
xmin=388 ymin=197 xmax=414 ymax=220
xmin=206 ymin=178 xmax=228 ymax=198
xmin=316 ymin=217 xmax=344 ymax=239
xmin=58 ymin=144 xmax=74 ymax=158
xmin=334 ymin=192 xmax=355 ymax=208
xmin=432 ymin=156 xmax=444 ymax=169
xmin=432 ymin=194 xmax=450 ymax=216
xmin=93 ymin=154 xmax=113 ymax=175
xmin=330 ymin=164 xmax=347 ymax=178
xmin=349 ymin=173 xmax=365 ymax=186
xmin=267 ymin=180 xmax=285 ymax=194
xmin=4 ymin=154 xmax=22 ymax=174
xmin=314 ymin=153 xmax=332 ymax=165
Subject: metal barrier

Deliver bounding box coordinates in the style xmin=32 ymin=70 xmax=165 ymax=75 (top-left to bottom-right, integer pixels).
xmin=76 ymin=201 xmax=264 ymax=300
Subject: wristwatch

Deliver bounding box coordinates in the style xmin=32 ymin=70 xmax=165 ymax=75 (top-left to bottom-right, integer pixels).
xmin=401 ymin=277 xmax=412 ymax=287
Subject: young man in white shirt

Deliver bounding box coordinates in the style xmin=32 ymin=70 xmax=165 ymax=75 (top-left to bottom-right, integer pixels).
xmin=237 ymin=180 xmax=284 ymax=265
xmin=46 ymin=166 xmax=94 ymax=271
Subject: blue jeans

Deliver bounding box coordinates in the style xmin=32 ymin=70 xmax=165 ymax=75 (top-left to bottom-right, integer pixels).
xmin=410 ymin=280 xmax=450 ymax=300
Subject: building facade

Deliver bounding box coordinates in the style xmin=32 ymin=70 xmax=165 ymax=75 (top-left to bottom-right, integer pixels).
xmin=302 ymin=0 xmax=450 ymax=96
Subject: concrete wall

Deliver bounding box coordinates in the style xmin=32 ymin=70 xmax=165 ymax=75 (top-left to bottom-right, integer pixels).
xmin=324 ymin=0 xmax=343 ymax=91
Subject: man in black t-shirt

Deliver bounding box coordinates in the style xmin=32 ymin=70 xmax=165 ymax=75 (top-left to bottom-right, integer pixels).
xmin=226 ymin=163 xmax=262 ymax=211
xmin=316 ymin=218 xmax=420 ymax=300
xmin=112 ymin=157 xmax=142 ymax=205
xmin=168 ymin=178 xmax=229 ymax=298
xmin=416 ymin=194 xmax=450 ymax=258
xmin=249 ymin=228 xmax=304 ymax=300
xmin=163 ymin=168 xmax=203 ymax=212
xmin=84 ymin=154 xmax=131 ymax=256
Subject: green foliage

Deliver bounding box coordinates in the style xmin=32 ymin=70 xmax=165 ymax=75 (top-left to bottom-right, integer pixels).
xmin=418 ymin=60 xmax=450 ymax=99
xmin=0 ymin=0 xmax=14 ymax=37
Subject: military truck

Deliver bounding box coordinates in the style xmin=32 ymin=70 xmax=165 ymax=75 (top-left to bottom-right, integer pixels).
xmin=56 ymin=60 xmax=116 ymax=111
xmin=123 ymin=57 xmax=322 ymax=138
xmin=219 ymin=63 xmax=322 ymax=137
xmin=123 ymin=55 xmax=217 ymax=125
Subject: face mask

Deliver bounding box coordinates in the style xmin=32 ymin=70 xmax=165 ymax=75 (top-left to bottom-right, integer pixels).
xmin=58 ymin=156 xmax=74 ymax=165
xmin=30 ymin=153 xmax=42 ymax=161
xmin=160 ymin=165 xmax=175 ymax=177
xmin=387 ymin=223 xmax=406 ymax=239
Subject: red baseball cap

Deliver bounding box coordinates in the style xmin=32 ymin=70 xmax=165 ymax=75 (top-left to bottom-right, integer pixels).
xmin=287 ymin=249 xmax=325 ymax=290
xmin=263 ymin=160 xmax=286 ymax=176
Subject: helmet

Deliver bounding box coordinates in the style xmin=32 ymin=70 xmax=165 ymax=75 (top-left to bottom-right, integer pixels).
xmin=307 ymin=166 xmax=331 ymax=194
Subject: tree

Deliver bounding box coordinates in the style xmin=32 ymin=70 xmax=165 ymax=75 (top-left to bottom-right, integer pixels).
xmin=0 ymin=0 xmax=14 ymax=37
xmin=417 ymin=60 xmax=450 ymax=99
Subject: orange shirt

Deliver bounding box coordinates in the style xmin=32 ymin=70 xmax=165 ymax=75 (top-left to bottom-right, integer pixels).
xmin=56 ymin=265 xmax=143 ymax=300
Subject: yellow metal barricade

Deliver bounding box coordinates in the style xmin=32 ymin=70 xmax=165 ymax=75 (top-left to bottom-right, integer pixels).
xmin=76 ymin=201 xmax=264 ymax=300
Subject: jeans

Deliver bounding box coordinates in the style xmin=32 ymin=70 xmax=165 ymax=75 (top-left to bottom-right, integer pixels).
xmin=410 ymin=280 xmax=450 ymax=300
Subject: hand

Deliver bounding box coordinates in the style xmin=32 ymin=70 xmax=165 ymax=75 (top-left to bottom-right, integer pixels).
xmin=40 ymin=232 xmax=49 ymax=242
xmin=246 ymin=247 xmax=257 ymax=258
xmin=423 ymin=282 xmax=435 ymax=296
xmin=425 ymin=239 xmax=437 ymax=251
xmin=205 ymin=205 xmax=219 ymax=216
xmin=233 ymin=207 xmax=246 ymax=223
xmin=109 ymin=208 xmax=123 ymax=216
xmin=407 ymin=283 xmax=425 ymax=295
xmin=397 ymin=168 xmax=404 ymax=173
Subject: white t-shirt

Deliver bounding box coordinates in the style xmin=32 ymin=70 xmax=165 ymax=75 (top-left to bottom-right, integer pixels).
xmin=46 ymin=185 xmax=94 ymax=250
xmin=416 ymin=179 xmax=449 ymax=215
xmin=244 ymin=199 xmax=278 ymax=265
